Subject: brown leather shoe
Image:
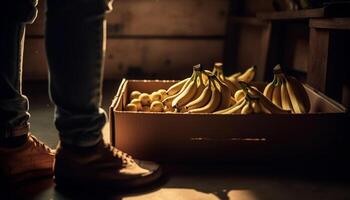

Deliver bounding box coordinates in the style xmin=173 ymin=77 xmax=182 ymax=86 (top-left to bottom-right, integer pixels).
xmin=0 ymin=133 xmax=55 ymax=183
xmin=54 ymin=140 xmax=162 ymax=189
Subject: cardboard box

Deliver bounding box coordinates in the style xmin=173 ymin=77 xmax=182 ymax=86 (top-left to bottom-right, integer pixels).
xmin=109 ymin=79 xmax=347 ymax=162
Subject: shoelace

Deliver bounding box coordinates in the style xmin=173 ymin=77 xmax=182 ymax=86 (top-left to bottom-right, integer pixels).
xmin=29 ymin=134 xmax=52 ymax=153
xmin=106 ymin=144 xmax=134 ymax=165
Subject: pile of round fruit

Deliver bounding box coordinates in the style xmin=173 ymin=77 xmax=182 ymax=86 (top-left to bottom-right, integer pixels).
xmin=125 ymin=63 xmax=310 ymax=114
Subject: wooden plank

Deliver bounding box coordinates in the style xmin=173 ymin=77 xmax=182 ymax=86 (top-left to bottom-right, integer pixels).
xmin=234 ymin=25 xmax=264 ymax=73
xmin=230 ymin=17 xmax=267 ymax=26
xmin=256 ymin=3 xmax=350 ymax=21
xmin=282 ymin=23 xmax=309 ymax=73
xmin=258 ymin=22 xmax=272 ymax=81
xmin=27 ymin=0 xmax=229 ymax=36
xmin=307 ymin=28 xmax=329 ymax=92
xmin=23 ymin=38 xmax=224 ymax=80
xmin=105 ymin=39 xmax=224 ymax=79
xmin=310 ymin=18 xmax=350 ymax=30
xmin=257 ymin=8 xmax=326 ymax=20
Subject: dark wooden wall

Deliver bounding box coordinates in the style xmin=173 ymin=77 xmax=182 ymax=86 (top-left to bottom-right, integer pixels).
xmin=23 ymin=0 xmax=230 ymax=80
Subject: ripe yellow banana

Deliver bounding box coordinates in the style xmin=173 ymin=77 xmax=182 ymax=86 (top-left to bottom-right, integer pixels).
xmin=172 ymin=77 xmax=198 ymax=108
xmin=280 ymin=76 xmax=293 ymax=112
xmin=212 ymin=63 xmax=239 ymax=95
xmin=241 ymin=101 xmax=254 ymax=114
xmin=227 ymin=72 xmax=242 ymax=83
xmin=221 ymin=98 xmax=247 ymax=114
xmin=271 ymin=76 xmax=282 ymax=108
xmin=237 ymin=65 xmax=256 ymax=83
xmin=191 ymin=73 xmax=206 ymax=101
xmin=188 ymin=80 xmax=221 ymax=113
xmin=214 ymin=97 xmax=244 ymax=114
xmin=263 ymin=74 xmax=276 ymax=100
xmin=251 ymin=100 xmax=262 ymax=114
xmin=166 ymin=78 xmax=189 ymax=96
xmin=163 ymin=73 xmax=195 ymax=107
xmin=185 ymin=82 xmax=212 ymax=111
xmin=267 ymin=64 xmax=310 ymax=114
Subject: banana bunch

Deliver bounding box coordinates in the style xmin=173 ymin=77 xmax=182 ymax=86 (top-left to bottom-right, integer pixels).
xmin=162 ymin=64 xmax=232 ymax=113
xmin=126 ymin=89 xmax=171 ymax=112
xmin=226 ymin=65 xmax=256 ymax=84
xmin=186 ymin=73 xmax=231 ymax=113
xmin=162 ymin=64 xmax=204 ymax=111
xmin=210 ymin=63 xmax=240 ymax=96
xmin=214 ymin=81 xmax=291 ymax=114
xmin=263 ymin=64 xmax=310 ymax=113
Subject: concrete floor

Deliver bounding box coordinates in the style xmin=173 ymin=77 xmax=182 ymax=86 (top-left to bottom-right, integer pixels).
xmin=1 ymin=81 xmax=349 ymax=200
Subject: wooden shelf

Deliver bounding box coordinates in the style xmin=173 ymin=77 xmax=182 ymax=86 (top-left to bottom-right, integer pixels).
xmin=257 ymin=8 xmax=325 ymax=20
xmin=229 ymin=17 xmax=267 ymax=26
xmin=310 ymin=18 xmax=350 ymax=30
xmin=256 ymin=3 xmax=350 ymax=21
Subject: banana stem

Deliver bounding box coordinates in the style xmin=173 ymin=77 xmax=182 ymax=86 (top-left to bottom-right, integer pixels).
xmin=238 ymin=81 xmax=259 ymax=101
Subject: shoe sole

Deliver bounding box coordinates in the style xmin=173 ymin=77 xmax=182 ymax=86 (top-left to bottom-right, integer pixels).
xmin=54 ymin=166 xmax=162 ymax=191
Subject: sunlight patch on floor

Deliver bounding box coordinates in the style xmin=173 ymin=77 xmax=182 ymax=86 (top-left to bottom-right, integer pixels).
xmin=124 ymin=188 xmax=220 ymax=200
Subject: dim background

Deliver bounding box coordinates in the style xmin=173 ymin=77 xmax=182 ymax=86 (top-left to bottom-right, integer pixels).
xmin=23 ymin=0 xmax=350 ymax=107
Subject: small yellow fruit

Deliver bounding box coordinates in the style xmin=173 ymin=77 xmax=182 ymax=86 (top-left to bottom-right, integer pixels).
xmin=150 ymin=91 xmax=162 ymax=102
xmin=130 ymin=99 xmax=142 ymax=111
xmin=139 ymin=93 xmax=151 ymax=106
xmin=158 ymin=89 xmax=167 ymax=100
xmin=150 ymin=101 xmax=164 ymax=112
xmin=125 ymin=103 xmax=137 ymax=111
xmin=142 ymin=106 xmax=150 ymax=112
xmin=130 ymin=91 xmax=141 ymax=100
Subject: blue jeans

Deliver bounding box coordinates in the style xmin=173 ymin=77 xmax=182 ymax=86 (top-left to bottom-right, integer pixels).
xmin=0 ymin=0 xmax=113 ymax=147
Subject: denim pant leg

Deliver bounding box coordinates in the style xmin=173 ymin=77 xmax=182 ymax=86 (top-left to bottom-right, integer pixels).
xmin=45 ymin=0 xmax=113 ymax=147
xmin=0 ymin=0 xmax=38 ymax=138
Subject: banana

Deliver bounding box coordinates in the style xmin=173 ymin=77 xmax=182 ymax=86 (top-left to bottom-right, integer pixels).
xmin=237 ymin=65 xmax=256 ymax=83
xmin=217 ymin=83 xmax=231 ymax=110
xmin=166 ymin=78 xmax=189 ymax=96
xmin=185 ymin=83 xmax=212 ymax=111
xmin=214 ymin=97 xmax=244 ymax=114
xmin=221 ymin=98 xmax=247 ymax=114
xmin=251 ymin=100 xmax=262 ymax=114
xmin=271 ymin=76 xmax=282 ymax=108
xmin=285 ymin=76 xmax=310 ymax=113
xmin=239 ymin=81 xmax=290 ymax=114
xmin=172 ymin=68 xmax=206 ymax=109
xmin=162 ymin=71 xmax=196 ymax=107
xmin=172 ymin=76 xmax=198 ymax=108
xmin=191 ymin=73 xmax=206 ymax=101
xmin=212 ymin=63 xmax=239 ymax=95
xmin=280 ymin=76 xmax=293 ymax=112
xmin=234 ymin=89 xmax=245 ymax=102
xmin=227 ymin=72 xmax=242 ymax=82
xmin=267 ymin=64 xmax=310 ymax=114
xmin=188 ymin=79 xmax=221 ymax=113
xmin=263 ymin=74 xmax=276 ymax=100
xmin=241 ymin=101 xmax=253 ymax=114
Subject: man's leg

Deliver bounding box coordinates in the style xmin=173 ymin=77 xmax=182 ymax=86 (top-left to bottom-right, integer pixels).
xmin=46 ymin=0 xmax=161 ymax=187
xmin=0 ymin=0 xmax=54 ymax=183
